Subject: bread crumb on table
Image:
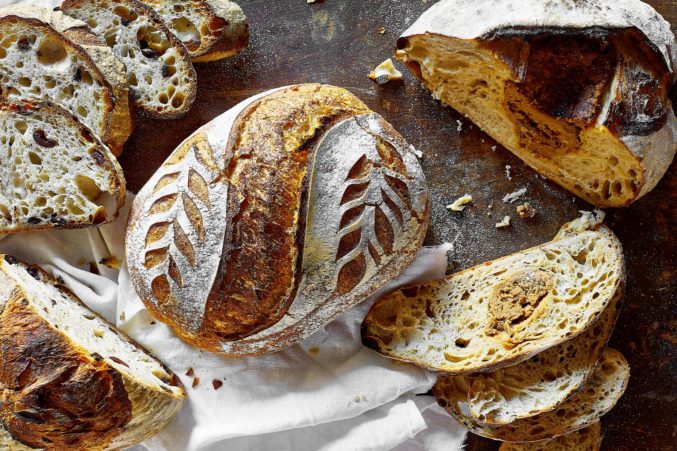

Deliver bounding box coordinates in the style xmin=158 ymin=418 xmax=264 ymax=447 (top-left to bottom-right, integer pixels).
xmin=516 ymin=202 xmax=537 ymax=219
xmin=503 ymin=186 xmax=527 ymax=203
xmin=377 ymin=26 xmax=386 ymax=34
xmin=212 ymin=379 xmax=223 ymax=390
xmin=495 ymin=216 xmax=511 ymax=228
xmin=368 ymin=59 xmax=403 ymax=85
xmin=192 ymin=377 xmax=200 ymax=389
xmin=447 ymin=194 xmax=472 ymax=211
xmin=505 ymin=164 xmax=512 ymax=180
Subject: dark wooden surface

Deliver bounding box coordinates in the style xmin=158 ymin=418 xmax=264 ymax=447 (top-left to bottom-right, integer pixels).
xmin=118 ymin=1 xmax=676 ymax=449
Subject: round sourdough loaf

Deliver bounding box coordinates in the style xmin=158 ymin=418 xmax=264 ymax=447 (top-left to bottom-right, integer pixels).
xmin=126 ymin=84 xmax=430 ymax=356
xmin=396 ymin=0 xmax=676 ymax=207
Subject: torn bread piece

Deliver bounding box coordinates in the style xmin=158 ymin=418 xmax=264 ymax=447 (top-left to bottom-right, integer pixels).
xmin=140 ymin=0 xmax=248 ymax=62
xmin=361 ymin=213 xmax=624 ymax=373
xmin=0 ymin=101 xmax=125 ymax=233
xmin=0 ymin=5 xmax=132 ymax=155
xmin=62 ymin=0 xmax=197 ymax=118
xmin=447 ymin=194 xmax=472 ymax=211
xmin=499 ymin=422 xmax=603 ymax=451
xmin=434 ymin=348 xmax=629 ymax=442
xmin=369 ymin=58 xmax=404 ymax=85
xmin=397 ymin=0 xmax=676 ymax=207
xmin=0 ymin=255 xmax=185 ymax=449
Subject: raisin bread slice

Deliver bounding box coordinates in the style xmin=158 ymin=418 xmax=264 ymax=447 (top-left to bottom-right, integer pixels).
xmin=434 ymin=348 xmax=629 ymax=442
xmin=361 ymin=214 xmax=624 ymax=374
xmin=0 ymin=101 xmax=125 ymax=233
xmin=0 ymin=255 xmax=186 ymax=449
xmin=0 ymin=5 xmax=132 ymax=155
xmin=62 ymin=0 xmax=197 ymax=118
xmin=140 ymin=0 xmax=248 ymax=62
xmin=499 ymin=422 xmax=603 ymax=451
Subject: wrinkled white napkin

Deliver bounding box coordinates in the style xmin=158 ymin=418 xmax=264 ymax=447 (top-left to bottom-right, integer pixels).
xmin=0 ymin=196 xmax=465 ymax=450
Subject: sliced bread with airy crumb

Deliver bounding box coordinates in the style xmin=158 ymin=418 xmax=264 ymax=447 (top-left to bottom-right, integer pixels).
xmin=0 ymin=101 xmax=125 ymax=233
xmin=0 ymin=5 xmax=132 ymax=155
xmin=499 ymin=422 xmax=603 ymax=451
xmin=62 ymin=0 xmax=197 ymax=118
xmin=434 ymin=348 xmax=629 ymax=442
xmin=467 ymin=284 xmax=622 ymax=425
xmin=361 ymin=213 xmax=624 ymax=374
xmin=0 ymin=254 xmax=186 ymax=449
xmin=140 ymin=0 xmax=248 ymax=62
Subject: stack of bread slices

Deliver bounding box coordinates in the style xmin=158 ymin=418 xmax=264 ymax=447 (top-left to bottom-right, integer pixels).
xmin=361 ymin=211 xmax=630 ymax=450
xmin=0 ymin=0 xmax=247 ymax=234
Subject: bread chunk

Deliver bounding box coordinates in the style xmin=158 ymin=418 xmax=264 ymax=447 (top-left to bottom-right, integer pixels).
xmin=0 ymin=255 xmax=185 ymax=449
xmin=0 ymin=101 xmax=125 ymax=233
xmin=62 ymin=0 xmax=197 ymax=118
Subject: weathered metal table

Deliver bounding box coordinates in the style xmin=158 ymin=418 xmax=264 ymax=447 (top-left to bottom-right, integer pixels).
xmin=118 ymin=1 xmax=676 ymax=449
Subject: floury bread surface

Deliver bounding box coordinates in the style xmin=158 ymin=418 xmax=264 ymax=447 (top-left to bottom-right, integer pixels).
xmin=126 ymin=84 xmax=429 ymax=356
xmin=397 ymin=0 xmax=676 ymax=207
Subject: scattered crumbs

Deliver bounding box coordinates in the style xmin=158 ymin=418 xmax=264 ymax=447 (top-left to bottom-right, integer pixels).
xmin=446 ymin=194 xmax=473 ymax=212
xmin=517 ymin=202 xmax=537 ymax=219
xmin=486 ymin=202 xmax=494 ymax=216
xmin=185 ymin=368 xmax=194 ymax=377
xmin=505 ymin=164 xmax=512 ymax=180
xmin=212 ymin=379 xmax=223 ymax=390
xmin=377 ymin=26 xmax=386 ymax=34
xmin=308 ymin=346 xmax=320 ymax=356
xmin=307 ymin=0 xmax=316 ymax=3
xmin=368 ymin=58 xmax=403 ymax=85
xmin=495 ymin=216 xmax=511 ymax=228
xmin=119 ymin=311 xmax=126 ymax=322
xmin=503 ymin=186 xmax=527 ymax=203
xmin=192 ymin=377 xmax=200 ymax=389
xmin=410 ymin=144 xmax=423 ymax=158
xmin=456 ymin=119 xmax=463 ymax=132
xmin=481 ymin=138 xmax=485 ymax=143
xmin=89 ymin=262 xmax=100 ymax=275
xmin=491 ymin=145 xmax=497 ymax=152
xmin=99 ymin=256 xmax=120 ymax=269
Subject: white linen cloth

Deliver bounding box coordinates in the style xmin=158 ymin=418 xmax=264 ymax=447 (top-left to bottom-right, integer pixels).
xmin=0 ymin=196 xmax=465 ymax=450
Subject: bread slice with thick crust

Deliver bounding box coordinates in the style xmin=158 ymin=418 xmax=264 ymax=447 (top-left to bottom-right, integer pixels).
xmin=499 ymin=422 xmax=603 ymax=451
xmin=62 ymin=0 xmax=197 ymax=118
xmin=140 ymin=0 xmax=248 ymax=62
xmin=361 ymin=212 xmax=624 ymax=374
xmin=397 ymin=0 xmax=676 ymax=207
xmin=0 ymin=4 xmax=132 ymax=155
xmin=434 ymin=348 xmax=629 ymax=442
xmin=0 ymin=254 xmax=186 ymax=450
xmin=0 ymin=101 xmax=125 ymax=233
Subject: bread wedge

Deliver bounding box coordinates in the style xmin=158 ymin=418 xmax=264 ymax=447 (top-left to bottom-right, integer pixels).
xmin=499 ymin=422 xmax=603 ymax=451
xmin=0 ymin=5 xmax=132 ymax=155
xmin=0 ymin=101 xmax=125 ymax=233
xmin=62 ymin=0 xmax=197 ymax=118
xmin=361 ymin=212 xmax=624 ymax=374
xmin=434 ymin=348 xmax=629 ymax=442
xmin=0 ymin=254 xmax=186 ymax=449
xmin=140 ymin=0 xmax=248 ymax=62
xmin=397 ymin=0 xmax=676 ymax=207
xmin=468 ymin=284 xmax=622 ymax=426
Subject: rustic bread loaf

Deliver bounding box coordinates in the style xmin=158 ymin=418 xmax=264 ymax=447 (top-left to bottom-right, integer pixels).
xmin=0 ymin=254 xmax=186 ymax=450
xmin=0 ymin=101 xmax=125 ymax=233
xmin=397 ymin=0 xmax=676 ymax=207
xmin=434 ymin=348 xmax=629 ymax=442
xmin=140 ymin=0 xmax=248 ymax=62
xmin=361 ymin=213 xmax=624 ymax=373
xmin=62 ymin=0 xmax=197 ymax=118
xmin=468 ymin=283 xmax=622 ymax=426
xmin=126 ymin=84 xmax=429 ymax=356
xmin=0 ymin=4 xmax=132 ymax=155
xmin=499 ymin=422 xmax=603 ymax=451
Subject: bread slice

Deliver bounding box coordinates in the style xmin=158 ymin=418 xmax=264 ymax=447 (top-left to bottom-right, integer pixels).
xmin=361 ymin=214 xmax=624 ymax=374
xmin=140 ymin=0 xmax=248 ymax=62
xmin=0 ymin=101 xmax=125 ymax=233
xmin=396 ymin=0 xmax=676 ymax=208
xmin=499 ymin=422 xmax=603 ymax=451
xmin=434 ymin=348 xmax=629 ymax=442
xmin=62 ymin=0 xmax=197 ymax=118
xmin=0 ymin=5 xmax=132 ymax=155
xmin=468 ymin=285 xmax=622 ymax=426
xmin=0 ymin=254 xmax=186 ymax=449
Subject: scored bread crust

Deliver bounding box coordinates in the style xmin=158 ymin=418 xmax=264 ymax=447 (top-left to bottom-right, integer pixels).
xmin=0 ymin=255 xmax=185 ymax=450
xmin=62 ymin=0 xmax=197 ymax=119
xmin=140 ymin=0 xmax=248 ymax=62
xmin=397 ymin=0 xmax=676 ymax=207
xmin=434 ymin=348 xmax=629 ymax=442
xmin=0 ymin=5 xmax=132 ymax=155
xmin=499 ymin=422 xmax=603 ymax=451
xmin=361 ymin=219 xmax=625 ymax=374
xmin=0 ymin=101 xmax=126 ymax=233
xmin=126 ymin=84 xmax=430 ymax=356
